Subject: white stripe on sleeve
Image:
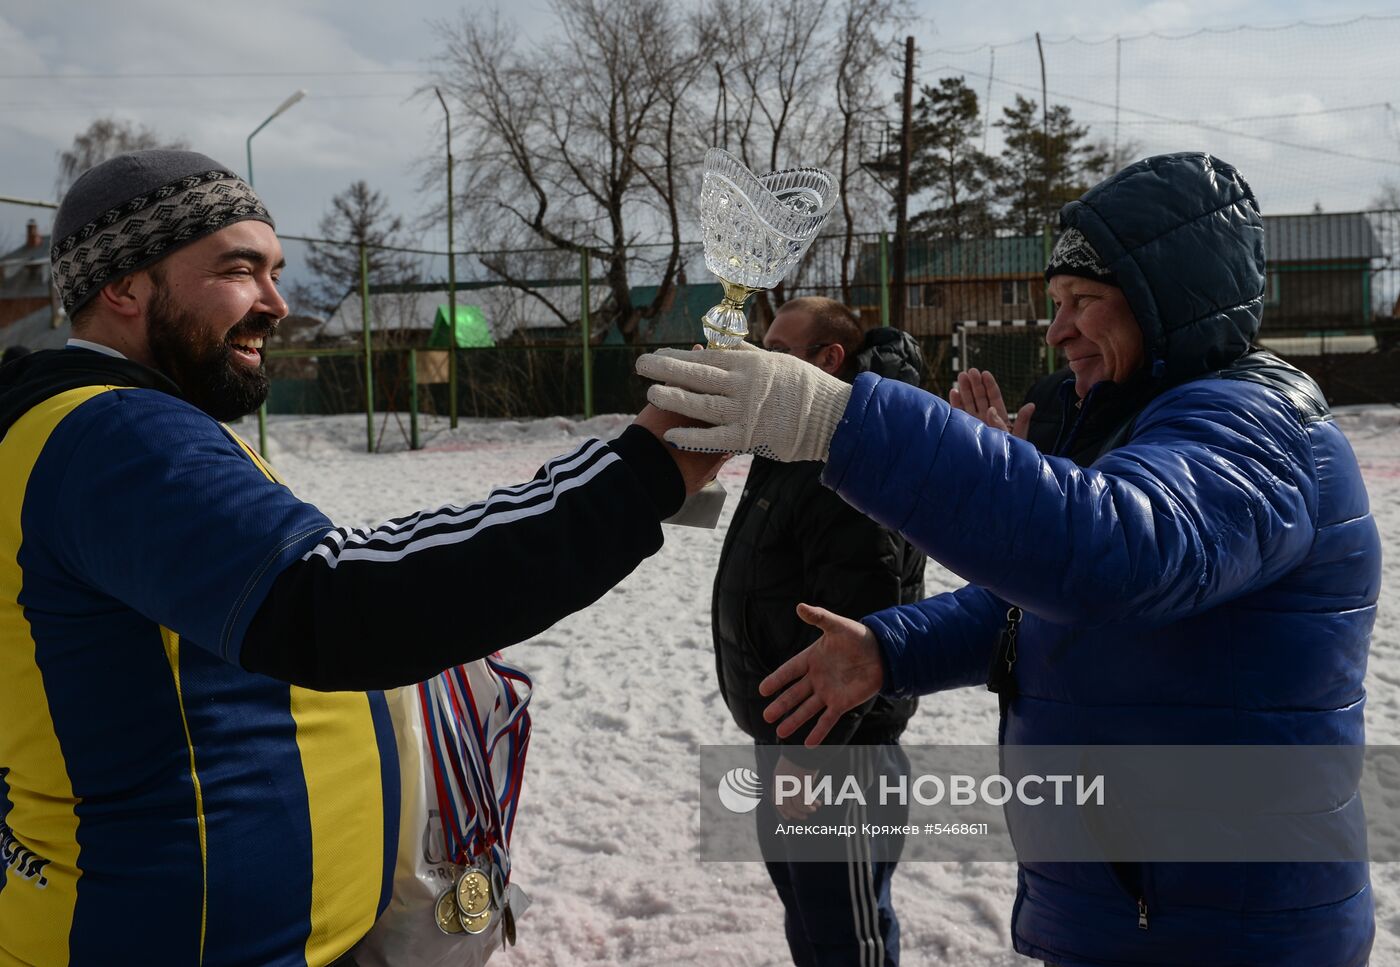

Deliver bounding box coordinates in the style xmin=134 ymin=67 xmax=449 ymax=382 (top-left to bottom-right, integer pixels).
xmin=303 ymin=440 xmax=618 ymax=569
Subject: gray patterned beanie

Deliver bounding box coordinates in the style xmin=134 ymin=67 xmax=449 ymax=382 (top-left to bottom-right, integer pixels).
xmin=51 ymin=149 xmax=274 ymax=316
xmin=1044 ymin=227 xmax=1118 ymax=287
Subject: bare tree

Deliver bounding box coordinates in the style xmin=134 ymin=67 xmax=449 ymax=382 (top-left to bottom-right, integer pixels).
xmin=432 ymin=0 xmax=714 ymax=344
xmin=57 ymin=118 xmax=188 ymax=197
xmin=709 ymin=0 xmax=905 ymax=317
xmin=711 ymin=0 xmax=832 ymax=174
xmin=1372 ymin=179 xmax=1400 ymax=210
xmin=1089 ymin=137 xmax=1145 ymax=180
xmin=711 ymin=0 xmax=875 ymax=320
xmin=431 ymin=0 xmax=902 ymax=337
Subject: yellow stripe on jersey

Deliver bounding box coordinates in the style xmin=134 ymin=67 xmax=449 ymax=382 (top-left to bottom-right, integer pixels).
xmin=291 ymin=688 xmax=386 ymax=964
xmin=0 ymin=386 xmax=111 ymax=966
xmin=224 ymin=425 xmax=386 ymax=965
xmin=161 ymin=628 xmax=209 ymax=965
xmin=223 ymin=425 xmax=286 ymax=485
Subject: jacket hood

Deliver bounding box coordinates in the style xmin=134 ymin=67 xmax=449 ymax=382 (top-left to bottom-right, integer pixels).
xmin=0 ymin=347 xmax=181 ymax=441
xmin=852 ymin=327 xmax=925 ymax=386
xmin=1056 ymin=152 xmax=1265 ymax=382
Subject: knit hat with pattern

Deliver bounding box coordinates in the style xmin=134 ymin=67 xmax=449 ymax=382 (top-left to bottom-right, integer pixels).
xmin=51 ymin=150 xmax=273 ymax=316
xmin=1044 ymin=226 xmax=1119 ymax=287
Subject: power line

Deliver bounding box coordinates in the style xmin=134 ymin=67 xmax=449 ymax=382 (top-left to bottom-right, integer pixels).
xmin=0 ymin=69 xmax=427 ymax=80
xmin=0 ymin=93 xmax=422 ymax=113
xmin=1085 ymin=104 xmax=1397 ymax=125
xmin=922 ymin=12 xmax=1400 ymax=55
xmin=1223 ymin=103 xmax=1392 ymax=123
xmin=934 ymin=63 xmax=1400 ymax=169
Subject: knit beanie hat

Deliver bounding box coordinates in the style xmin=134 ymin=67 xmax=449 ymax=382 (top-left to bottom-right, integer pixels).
xmin=50 ymin=149 xmax=274 ymax=316
xmin=1044 ymin=226 xmax=1118 ymax=288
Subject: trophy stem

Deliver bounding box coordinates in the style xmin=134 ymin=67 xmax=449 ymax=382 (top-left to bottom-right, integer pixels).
xmin=719 ymin=279 xmax=761 ymax=307
xmin=702 ymin=279 xmax=763 ymax=348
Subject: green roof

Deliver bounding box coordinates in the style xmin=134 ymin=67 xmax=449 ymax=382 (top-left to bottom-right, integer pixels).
xmin=905 ymin=236 xmax=1047 ymax=279
xmin=853 ymin=234 xmax=1047 ymax=284
xmin=428 ymin=304 xmax=495 ymax=348
xmin=628 ymin=282 xmax=725 ymax=345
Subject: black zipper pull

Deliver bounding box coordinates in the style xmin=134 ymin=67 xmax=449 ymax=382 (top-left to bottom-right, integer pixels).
xmin=1137 ymin=897 xmax=1148 ymax=930
xmin=1003 ymin=606 xmax=1021 ymax=673
xmin=985 ymin=606 xmax=1024 ymax=718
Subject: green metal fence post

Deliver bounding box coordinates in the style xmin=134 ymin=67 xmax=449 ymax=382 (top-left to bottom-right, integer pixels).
xmin=878 ymin=232 xmax=891 ymax=327
xmin=257 ymin=399 xmax=268 ymax=456
xmin=408 ymin=349 xmax=420 ymax=450
xmin=360 ymin=242 xmax=374 ymax=453
xmin=580 ymin=249 xmax=594 ymax=419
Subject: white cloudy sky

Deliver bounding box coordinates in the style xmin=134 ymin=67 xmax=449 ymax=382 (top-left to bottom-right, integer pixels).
xmin=1 ymin=0 xmax=1398 ymax=257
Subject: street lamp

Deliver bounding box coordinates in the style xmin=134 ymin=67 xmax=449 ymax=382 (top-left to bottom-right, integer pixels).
xmin=246 ymin=89 xmax=306 ymax=189
xmin=246 ymin=89 xmax=307 ymax=458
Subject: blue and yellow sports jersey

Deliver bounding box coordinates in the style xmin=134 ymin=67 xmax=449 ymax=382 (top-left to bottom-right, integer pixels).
xmin=0 ymin=380 xmax=398 ymax=966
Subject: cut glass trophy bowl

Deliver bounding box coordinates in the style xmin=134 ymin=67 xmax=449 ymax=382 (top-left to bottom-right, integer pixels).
xmin=698 ymin=147 xmax=838 ymax=348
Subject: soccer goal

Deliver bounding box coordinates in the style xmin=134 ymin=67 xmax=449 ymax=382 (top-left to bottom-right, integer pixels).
xmin=951 ymin=321 xmax=1057 ymax=407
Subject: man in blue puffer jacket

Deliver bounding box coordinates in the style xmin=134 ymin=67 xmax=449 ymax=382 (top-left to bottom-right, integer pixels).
xmin=638 ymin=152 xmax=1381 ymax=966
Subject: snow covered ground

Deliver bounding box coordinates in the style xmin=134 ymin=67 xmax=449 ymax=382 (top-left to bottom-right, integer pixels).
xmin=234 ymin=404 xmax=1400 ymax=966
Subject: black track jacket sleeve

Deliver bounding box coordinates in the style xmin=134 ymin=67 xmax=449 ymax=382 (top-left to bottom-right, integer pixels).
xmin=240 ymin=425 xmax=684 ymax=690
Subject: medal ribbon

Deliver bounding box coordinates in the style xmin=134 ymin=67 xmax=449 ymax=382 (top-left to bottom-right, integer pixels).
xmin=420 ymin=656 xmax=533 ymax=888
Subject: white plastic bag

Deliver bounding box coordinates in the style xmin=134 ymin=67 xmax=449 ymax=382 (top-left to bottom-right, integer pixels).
xmin=354 ymin=659 xmax=532 ymax=967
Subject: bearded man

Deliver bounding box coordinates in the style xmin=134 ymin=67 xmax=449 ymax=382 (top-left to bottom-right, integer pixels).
xmin=0 ymin=150 xmax=720 ymax=966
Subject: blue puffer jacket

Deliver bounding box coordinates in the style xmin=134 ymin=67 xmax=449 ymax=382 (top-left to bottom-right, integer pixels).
xmin=824 ymin=154 xmax=1382 ymax=966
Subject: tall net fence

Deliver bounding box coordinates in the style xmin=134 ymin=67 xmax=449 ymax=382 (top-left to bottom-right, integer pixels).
xmin=913 ymin=15 xmax=1400 ymax=214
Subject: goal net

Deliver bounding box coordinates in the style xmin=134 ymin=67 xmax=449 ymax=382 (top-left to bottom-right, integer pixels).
xmin=952 ymin=322 xmax=1056 ymax=407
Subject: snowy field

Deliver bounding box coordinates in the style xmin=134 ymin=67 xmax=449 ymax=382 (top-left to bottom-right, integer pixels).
xmin=234 ymin=405 xmax=1400 ymax=966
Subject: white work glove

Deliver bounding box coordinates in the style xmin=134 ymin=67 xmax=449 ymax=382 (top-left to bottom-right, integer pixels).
xmin=635 ymin=344 xmax=852 ymax=462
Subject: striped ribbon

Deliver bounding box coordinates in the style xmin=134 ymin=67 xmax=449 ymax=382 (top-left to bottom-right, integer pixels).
xmin=419 ymin=656 xmax=533 ymax=889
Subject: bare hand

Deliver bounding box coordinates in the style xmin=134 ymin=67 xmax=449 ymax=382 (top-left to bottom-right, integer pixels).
xmin=632 ymin=403 xmax=727 ymax=495
xmin=773 ymin=754 xmax=820 ymax=820
xmin=758 ymin=603 xmax=885 ymax=748
xmin=949 ymin=368 xmax=1034 ymax=439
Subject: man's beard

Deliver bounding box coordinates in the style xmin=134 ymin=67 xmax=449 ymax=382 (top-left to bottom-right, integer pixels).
xmin=146 ymin=286 xmax=275 ymax=422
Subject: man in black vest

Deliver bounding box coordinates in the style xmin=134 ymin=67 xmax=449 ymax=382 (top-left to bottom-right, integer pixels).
xmin=711 ymin=297 xmax=926 ymax=966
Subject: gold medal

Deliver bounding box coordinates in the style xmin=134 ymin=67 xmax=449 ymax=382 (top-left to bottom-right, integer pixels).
xmin=435 ymin=887 xmax=465 ymax=935
xmin=459 ymin=906 xmax=492 ymax=935
xmin=455 ymin=868 xmax=492 ymax=917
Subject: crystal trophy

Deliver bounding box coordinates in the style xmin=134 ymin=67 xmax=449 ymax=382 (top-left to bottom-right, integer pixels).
xmin=698 ymin=147 xmax=839 ymax=348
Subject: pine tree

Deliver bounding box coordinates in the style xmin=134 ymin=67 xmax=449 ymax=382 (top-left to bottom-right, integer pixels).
xmin=908 ymin=77 xmax=996 ymax=240
xmin=993 ymin=95 xmax=1108 ymax=236
xmin=299 ymin=182 xmax=415 ymax=319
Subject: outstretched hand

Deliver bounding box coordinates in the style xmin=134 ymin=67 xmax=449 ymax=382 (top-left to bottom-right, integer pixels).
xmin=949 ymin=368 xmax=1034 ymax=439
xmin=759 ymin=603 xmax=886 ymax=748
xmin=634 ymin=345 xmax=852 ymax=463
